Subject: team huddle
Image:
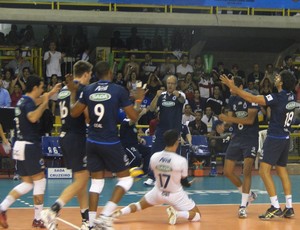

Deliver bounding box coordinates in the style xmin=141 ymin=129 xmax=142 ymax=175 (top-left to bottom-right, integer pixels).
xmin=0 ymin=60 xmax=296 ymax=230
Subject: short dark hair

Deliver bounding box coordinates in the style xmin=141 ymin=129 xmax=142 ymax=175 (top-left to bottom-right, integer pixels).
xmin=234 ymin=77 xmax=243 ymax=87
xmin=94 ymin=61 xmax=110 ymax=80
xmin=163 ymin=129 xmax=179 ymax=147
xmin=73 ymin=60 xmax=93 ymax=78
xmin=25 ymin=75 xmax=42 ymax=93
xmin=280 ymin=70 xmax=296 ymax=92
xmin=22 ymin=67 xmax=30 ymax=73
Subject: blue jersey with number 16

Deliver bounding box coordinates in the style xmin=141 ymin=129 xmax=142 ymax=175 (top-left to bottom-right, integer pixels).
xmin=79 ymin=80 xmax=132 ymax=143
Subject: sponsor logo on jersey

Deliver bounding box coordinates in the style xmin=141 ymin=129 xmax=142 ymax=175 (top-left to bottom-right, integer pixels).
xmin=286 ymin=101 xmax=296 ymax=110
xmin=58 ymin=90 xmax=71 ymax=99
xmin=15 ymin=107 xmax=21 ymax=116
xmin=156 ymin=165 xmax=172 ymax=172
xmin=89 ymin=93 xmax=111 ymax=102
xmin=266 ymin=94 xmax=273 ymax=101
xmin=235 ymin=111 xmax=247 ymax=118
xmin=162 ymin=101 xmax=175 ymax=107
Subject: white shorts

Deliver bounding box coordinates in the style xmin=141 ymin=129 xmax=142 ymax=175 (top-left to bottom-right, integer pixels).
xmin=144 ymin=186 xmax=195 ymax=211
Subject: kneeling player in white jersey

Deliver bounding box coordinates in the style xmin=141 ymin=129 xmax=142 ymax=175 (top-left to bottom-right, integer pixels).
xmin=113 ymin=129 xmax=201 ymax=225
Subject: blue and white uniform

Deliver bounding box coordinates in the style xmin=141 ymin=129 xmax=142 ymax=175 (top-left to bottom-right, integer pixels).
xmin=225 ymin=95 xmax=259 ymax=161
xmin=14 ymin=96 xmax=45 ymax=176
xmin=58 ymin=84 xmax=87 ymax=172
xmin=262 ymin=91 xmax=296 ymax=166
xmin=79 ymin=80 xmax=132 ymax=172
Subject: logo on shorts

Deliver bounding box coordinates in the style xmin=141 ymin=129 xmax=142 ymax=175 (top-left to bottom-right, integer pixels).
xmin=89 ymin=93 xmax=111 ymax=102
xmin=39 ymin=158 xmax=45 ymax=169
xmin=82 ymin=156 xmax=87 ymax=168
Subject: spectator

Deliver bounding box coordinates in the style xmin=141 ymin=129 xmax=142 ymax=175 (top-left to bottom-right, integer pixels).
xmin=6 ymin=24 xmax=19 ymax=45
xmin=9 ymin=84 xmax=22 ymax=107
xmin=230 ymin=64 xmax=245 ymax=83
xmin=188 ymin=110 xmax=208 ymax=135
xmin=198 ymin=73 xmax=214 ymax=109
xmin=188 ymin=89 xmax=202 ymax=112
xmin=193 ymin=55 xmax=205 ymax=82
xmin=176 ymin=54 xmax=193 ymax=81
xmin=5 ymin=48 xmax=33 ymax=77
xmin=44 ymin=41 xmax=65 ymax=84
xmin=146 ymin=73 xmax=162 ymax=100
xmin=140 ymin=53 xmax=158 ymax=84
xmin=0 ymin=79 xmax=11 ymax=107
xmin=201 ymin=106 xmax=218 ymax=133
xmin=205 ymin=85 xmax=225 ymax=115
xmin=114 ymin=70 xmax=126 ymax=87
xmin=47 ymin=74 xmax=59 ymax=115
xmin=111 ymin=30 xmax=125 ymax=50
xmin=182 ymin=104 xmax=195 ymax=125
xmin=179 ymin=72 xmax=197 ymax=101
xmin=264 ymin=63 xmax=277 ymax=84
xmin=2 ymin=69 xmax=13 ymax=90
xmin=245 ymin=80 xmax=259 ymax=95
xmin=123 ymin=53 xmax=140 ymax=78
xmin=126 ymin=27 xmax=142 ymax=50
xmin=247 ymin=63 xmax=264 ymax=88
xmin=159 ymin=55 xmax=175 ymax=80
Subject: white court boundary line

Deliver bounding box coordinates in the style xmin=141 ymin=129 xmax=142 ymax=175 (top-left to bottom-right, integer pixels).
xmin=57 ymin=217 xmax=80 ymax=230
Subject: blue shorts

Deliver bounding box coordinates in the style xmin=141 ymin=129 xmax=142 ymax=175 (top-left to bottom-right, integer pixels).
xmin=16 ymin=142 xmax=45 ymax=176
xmin=86 ymin=141 xmax=129 ymax=173
xmin=261 ymin=136 xmax=289 ymax=166
xmin=225 ymin=135 xmax=258 ymax=161
xmin=60 ymin=132 xmax=87 ymax=172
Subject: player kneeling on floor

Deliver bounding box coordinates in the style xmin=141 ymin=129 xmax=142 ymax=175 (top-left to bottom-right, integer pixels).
xmin=112 ymin=129 xmax=201 ymax=225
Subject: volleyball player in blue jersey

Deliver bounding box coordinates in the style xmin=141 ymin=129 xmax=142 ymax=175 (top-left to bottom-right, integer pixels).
xmin=221 ymin=70 xmax=296 ymax=220
xmin=70 ymin=61 xmax=145 ymax=230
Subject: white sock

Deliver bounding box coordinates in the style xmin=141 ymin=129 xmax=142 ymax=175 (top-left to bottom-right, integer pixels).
xmin=120 ymin=206 xmax=132 ymax=215
xmin=89 ymin=211 xmax=96 ymax=228
xmin=34 ymin=204 xmax=43 ymax=220
xmin=177 ymin=210 xmax=189 ymax=219
xmin=101 ymin=201 xmax=117 ymax=216
xmin=241 ymin=193 xmax=249 ymax=207
xmin=270 ymin=196 xmax=280 ymax=208
xmin=55 ymin=199 xmax=65 ymax=209
xmin=0 ymin=195 xmax=15 ymax=211
xmin=238 ymin=186 xmax=242 ymax=193
xmin=285 ymin=195 xmax=292 ymax=208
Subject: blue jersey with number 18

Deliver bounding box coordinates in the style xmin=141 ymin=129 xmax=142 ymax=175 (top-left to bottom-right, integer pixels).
xmin=264 ymin=90 xmax=296 ymax=138
xmin=79 ymin=80 xmax=132 ymax=143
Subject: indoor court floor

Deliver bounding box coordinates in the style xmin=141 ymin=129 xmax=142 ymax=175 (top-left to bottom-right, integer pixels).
xmin=0 ymin=174 xmax=299 ymax=230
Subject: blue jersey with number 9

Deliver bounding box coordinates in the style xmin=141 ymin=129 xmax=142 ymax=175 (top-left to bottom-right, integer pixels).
xmin=79 ymin=80 xmax=132 ymax=143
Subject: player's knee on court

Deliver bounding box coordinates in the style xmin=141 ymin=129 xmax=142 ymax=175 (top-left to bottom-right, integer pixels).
xmin=89 ymin=179 xmax=105 ymax=194
xmin=14 ymin=182 xmax=33 ymax=195
xmin=116 ymin=176 xmax=133 ymax=192
xmin=33 ymin=178 xmax=46 ymax=195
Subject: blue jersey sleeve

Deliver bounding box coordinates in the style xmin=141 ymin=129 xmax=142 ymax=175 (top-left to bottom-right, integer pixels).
xmin=264 ymin=93 xmax=278 ymax=106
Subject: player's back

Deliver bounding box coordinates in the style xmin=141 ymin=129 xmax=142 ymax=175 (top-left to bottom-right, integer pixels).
xmin=150 ymin=150 xmax=188 ymax=193
xmin=229 ymin=95 xmax=259 ymax=138
xmin=266 ymin=91 xmax=296 ymax=137
xmin=79 ymin=80 xmax=132 ymax=143
xmin=58 ymin=85 xmax=86 ymax=134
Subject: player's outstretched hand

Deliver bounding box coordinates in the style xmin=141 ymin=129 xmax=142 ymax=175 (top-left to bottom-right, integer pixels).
xmin=220 ymin=74 xmax=236 ymax=93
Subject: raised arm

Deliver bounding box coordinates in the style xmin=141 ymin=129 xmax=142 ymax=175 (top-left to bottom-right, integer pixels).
xmin=220 ymin=75 xmax=266 ymax=106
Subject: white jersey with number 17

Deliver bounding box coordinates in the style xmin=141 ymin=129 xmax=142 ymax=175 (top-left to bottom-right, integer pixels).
xmin=150 ymin=150 xmax=188 ymax=193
